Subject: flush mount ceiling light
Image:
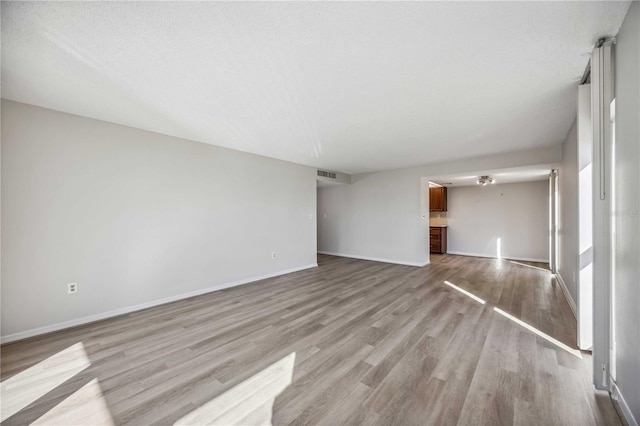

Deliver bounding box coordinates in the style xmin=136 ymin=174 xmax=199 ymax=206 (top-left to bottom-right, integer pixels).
xmin=476 ymin=176 xmax=494 ymax=186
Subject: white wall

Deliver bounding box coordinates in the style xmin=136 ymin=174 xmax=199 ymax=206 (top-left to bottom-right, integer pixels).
xmin=558 ymin=119 xmax=578 ymax=303
xmin=613 ymin=2 xmax=640 ymax=422
xmin=576 ymin=84 xmax=594 ymax=350
xmin=317 ymin=145 xmax=561 ymax=266
xmin=1 ymin=100 xmax=318 ymax=341
xmin=317 ymin=169 xmax=428 ymax=266
xmin=446 ymin=181 xmax=549 ymax=262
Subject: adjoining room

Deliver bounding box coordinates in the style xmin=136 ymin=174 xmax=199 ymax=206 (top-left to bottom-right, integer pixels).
xmin=425 ymin=168 xmax=552 ymax=266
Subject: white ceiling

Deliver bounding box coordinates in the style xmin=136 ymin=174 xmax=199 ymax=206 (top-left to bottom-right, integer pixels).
xmin=428 ymin=167 xmax=551 ymax=187
xmin=1 ymin=1 xmax=630 ymax=174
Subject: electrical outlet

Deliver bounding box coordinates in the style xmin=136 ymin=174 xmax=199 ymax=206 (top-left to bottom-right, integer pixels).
xmin=67 ymin=282 xmax=78 ymax=294
xmin=272 ymin=252 xmax=277 ymax=259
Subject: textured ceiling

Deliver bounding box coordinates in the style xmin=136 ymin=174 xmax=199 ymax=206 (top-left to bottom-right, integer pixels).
xmin=1 ymin=1 xmax=630 ymax=174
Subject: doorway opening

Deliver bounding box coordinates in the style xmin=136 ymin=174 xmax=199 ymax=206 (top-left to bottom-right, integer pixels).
xmin=423 ymin=169 xmax=551 ymax=267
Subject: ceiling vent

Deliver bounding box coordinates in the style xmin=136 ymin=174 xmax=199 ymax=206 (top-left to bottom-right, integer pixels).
xmin=317 ymin=170 xmax=337 ymax=179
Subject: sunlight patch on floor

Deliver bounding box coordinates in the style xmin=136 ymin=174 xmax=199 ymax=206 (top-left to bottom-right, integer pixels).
xmin=508 ymin=260 xmax=550 ymax=273
xmin=493 ymin=307 xmax=583 ymax=359
xmin=174 ymin=352 xmax=296 ymax=426
xmin=444 ymin=280 xmax=486 ymax=304
xmin=442 ymin=279 xmax=580 ymax=359
xmin=32 ymin=378 xmax=114 ymax=425
xmin=0 ymin=342 xmax=91 ymax=422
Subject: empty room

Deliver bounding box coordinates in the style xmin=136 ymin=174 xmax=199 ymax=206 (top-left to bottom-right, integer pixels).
xmin=1 ymin=1 xmax=639 ymax=426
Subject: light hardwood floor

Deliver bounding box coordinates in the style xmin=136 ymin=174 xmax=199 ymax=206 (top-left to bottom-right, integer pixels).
xmin=0 ymin=254 xmax=622 ymax=425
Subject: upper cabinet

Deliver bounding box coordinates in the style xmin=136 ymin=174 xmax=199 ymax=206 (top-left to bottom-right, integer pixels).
xmin=429 ymin=187 xmax=447 ymax=212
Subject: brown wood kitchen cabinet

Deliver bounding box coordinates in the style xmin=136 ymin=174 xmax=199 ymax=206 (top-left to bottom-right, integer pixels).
xmin=430 ymin=226 xmax=447 ymax=254
xmin=429 ymin=187 xmax=447 ymax=212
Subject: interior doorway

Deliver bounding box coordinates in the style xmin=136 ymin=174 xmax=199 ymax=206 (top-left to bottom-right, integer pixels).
xmin=424 ymin=170 xmax=551 ymax=266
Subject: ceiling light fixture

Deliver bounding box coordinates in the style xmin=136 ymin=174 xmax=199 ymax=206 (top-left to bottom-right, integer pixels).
xmin=476 ymin=176 xmax=494 ymax=186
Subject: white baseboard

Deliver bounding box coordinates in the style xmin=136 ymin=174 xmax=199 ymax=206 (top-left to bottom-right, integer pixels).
xmin=0 ymin=263 xmax=318 ymax=344
xmin=446 ymin=251 xmax=549 ymax=264
xmin=612 ymin=381 xmax=639 ymax=426
xmin=317 ymin=251 xmax=429 ymax=267
xmin=555 ymin=273 xmax=577 ymax=319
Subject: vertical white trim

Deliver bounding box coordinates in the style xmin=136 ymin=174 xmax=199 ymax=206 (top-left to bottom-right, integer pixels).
xmin=590 ymin=40 xmax=615 ymax=390
xmin=609 ymin=98 xmax=617 ymax=383
xmin=552 ymin=170 xmax=559 ymax=274
xmin=549 ymin=172 xmax=557 ymax=274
